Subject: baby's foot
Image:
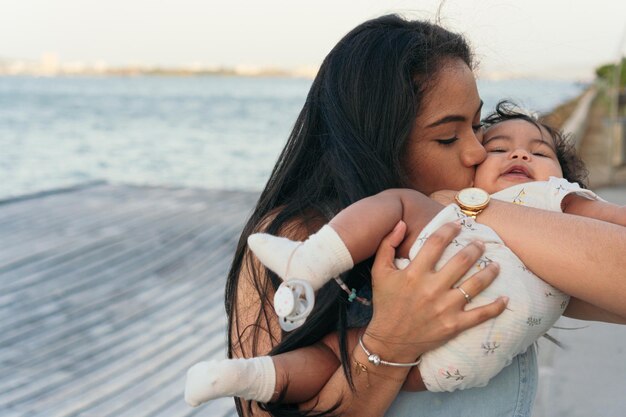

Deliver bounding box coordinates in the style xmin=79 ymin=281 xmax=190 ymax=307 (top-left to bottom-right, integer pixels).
xmin=185 ymin=357 xmax=276 ymax=406
xmin=247 ymin=225 xmax=353 ymax=291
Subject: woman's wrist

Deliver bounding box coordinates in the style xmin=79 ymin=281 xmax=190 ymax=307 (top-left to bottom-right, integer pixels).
xmin=360 ymin=326 xmax=426 ymax=365
xmin=351 ymin=331 xmax=413 ymax=390
xmin=358 ymin=333 xmax=422 ymax=367
xmin=473 ymin=197 xmax=504 ymax=223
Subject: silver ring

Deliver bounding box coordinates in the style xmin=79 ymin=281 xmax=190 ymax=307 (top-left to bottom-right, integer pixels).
xmin=457 ymin=286 xmax=472 ymax=304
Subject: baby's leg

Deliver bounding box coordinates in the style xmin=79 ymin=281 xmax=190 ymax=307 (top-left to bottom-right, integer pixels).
xmin=273 ymin=332 xmax=343 ymax=403
xmin=248 ymin=189 xmax=443 ymax=288
xmin=185 ymin=332 xmax=344 ymax=407
xmin=329 ymin=189 xmax=443 ymax=261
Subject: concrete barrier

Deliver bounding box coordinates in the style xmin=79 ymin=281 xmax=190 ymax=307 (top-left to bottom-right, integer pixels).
xmin=561 ymin=86 xmax=597 ymax=150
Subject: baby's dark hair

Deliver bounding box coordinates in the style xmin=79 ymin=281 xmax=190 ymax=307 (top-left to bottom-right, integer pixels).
xmin=482 ymin=100 xmax=589 ymax=188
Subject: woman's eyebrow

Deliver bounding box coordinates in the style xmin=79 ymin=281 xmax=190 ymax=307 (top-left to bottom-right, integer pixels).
xmin=426 ymin=115 xmax=466 ymax=128
xmin=426 ymin=100 xmax=484 ymax=128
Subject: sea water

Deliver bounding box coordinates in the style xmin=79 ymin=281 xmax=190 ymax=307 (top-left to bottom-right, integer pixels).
xmin=0 ymin=75 xmax=585 ymax=199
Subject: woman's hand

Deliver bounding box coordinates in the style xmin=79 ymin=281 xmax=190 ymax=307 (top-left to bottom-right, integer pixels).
xmin=365 ymin=220 xmax=508 ymax=361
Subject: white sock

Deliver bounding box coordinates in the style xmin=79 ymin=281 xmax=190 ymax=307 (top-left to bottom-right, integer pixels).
xmin=247 ymin=225 xmax=354 ymax=291
xmin=185 ymin=356 xmax=276 ymax=407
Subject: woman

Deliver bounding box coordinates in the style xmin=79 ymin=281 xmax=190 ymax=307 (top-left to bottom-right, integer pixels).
xmin=225 ymin=15 xmax=626 ymax=417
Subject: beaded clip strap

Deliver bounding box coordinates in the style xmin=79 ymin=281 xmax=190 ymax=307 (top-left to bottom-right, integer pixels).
xmin=334 ymin=276 xmax=371 ymax=306
xmin=284 ymin=242 xmax=371 ymax=306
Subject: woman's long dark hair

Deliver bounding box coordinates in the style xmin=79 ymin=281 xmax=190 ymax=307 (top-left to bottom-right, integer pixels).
xmin=225 ymin=14 xmax=473 ymax=417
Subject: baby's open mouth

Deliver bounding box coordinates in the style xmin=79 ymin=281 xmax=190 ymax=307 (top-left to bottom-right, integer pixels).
xmin=501 ymin=165 xmax=532 ymax=179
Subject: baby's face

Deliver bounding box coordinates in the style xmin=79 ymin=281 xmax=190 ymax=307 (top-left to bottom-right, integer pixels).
xmin=474 ymin=119 xmax=563 ymax=194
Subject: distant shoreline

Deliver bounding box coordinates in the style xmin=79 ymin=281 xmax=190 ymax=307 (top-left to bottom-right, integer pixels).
xmin=0 ymin=64 xmax=319 ymax=79
xmin=0 ymin=64 xmax=592 ymax=82
xmin=0 ymin=71 xmax=313 ymax=79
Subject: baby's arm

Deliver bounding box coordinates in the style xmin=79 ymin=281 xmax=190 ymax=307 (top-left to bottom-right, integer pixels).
xmin=562 ymin=195 xmax=626 ymax=226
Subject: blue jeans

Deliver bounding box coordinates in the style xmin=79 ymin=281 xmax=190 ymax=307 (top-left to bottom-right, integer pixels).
xmin=385 ymin=345 xmax=538 ymax=417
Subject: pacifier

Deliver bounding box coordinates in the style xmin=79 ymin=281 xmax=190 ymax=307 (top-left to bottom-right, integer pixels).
xmin=273 ymin=279 xmax=315 ymax=331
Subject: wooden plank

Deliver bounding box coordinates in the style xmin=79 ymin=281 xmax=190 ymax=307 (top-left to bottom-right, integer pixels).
xmin=0 ymin=184 xmax=258 ymax=417
xmin=0 ymin=224 xmax=234 ymax=365
xmin=0 ymin=217 xmax=225 ymax=325
xmin=0 ymin=240 xmax=234 ymax=372
xmin=0 ymin=186 xmax=217 ymax=269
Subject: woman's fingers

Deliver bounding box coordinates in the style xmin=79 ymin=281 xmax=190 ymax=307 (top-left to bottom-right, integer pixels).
xmin=453 ymin=262 xmax=500 ymax=305
xmin=406 ymin=222 xmax=461 ymax=274
xmin=438 ymin=240 xmax=487 ymax=288
xmin=457 ymin=296 xmax=509 ymax=330
xmin=371 ymin=221 xmax=407 ymax=275
xmin=453 ymin=263 xmax=505 ymax=331
xmin=369 ymin=220 xmax=508 ymax=355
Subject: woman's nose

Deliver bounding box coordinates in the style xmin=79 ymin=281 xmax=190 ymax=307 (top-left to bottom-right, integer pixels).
xmin=462 ymin=139 xmax=487 ymax=167
xmin=510 ymin=149 xmax=530 ymax=161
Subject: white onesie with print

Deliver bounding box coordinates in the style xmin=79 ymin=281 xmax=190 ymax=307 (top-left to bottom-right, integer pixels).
xmin=400 ymin=177 xmax=600 ymax=392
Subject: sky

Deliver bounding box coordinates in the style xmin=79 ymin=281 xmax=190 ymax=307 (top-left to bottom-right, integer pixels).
xmin=1 ymin=0 xmax=625 ymax=80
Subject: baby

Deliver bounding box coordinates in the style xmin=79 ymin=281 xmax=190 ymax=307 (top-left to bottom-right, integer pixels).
xmin=185 ymin=101 xmax=625 ymax=406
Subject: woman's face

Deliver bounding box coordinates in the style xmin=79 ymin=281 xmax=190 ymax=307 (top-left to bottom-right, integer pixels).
xmin=404 ymin=59 xmax=486 ymax=195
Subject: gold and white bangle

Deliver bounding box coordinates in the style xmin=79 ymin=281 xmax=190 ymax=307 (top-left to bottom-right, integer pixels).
xmin=358 ymin=334 xmax=422 ymax=367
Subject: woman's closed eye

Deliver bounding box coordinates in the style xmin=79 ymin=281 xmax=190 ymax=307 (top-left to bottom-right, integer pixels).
xmin=436 ymin=137 xmax=459 ymax=146
xmin=472 ymin=123 xmax=483 ymax=132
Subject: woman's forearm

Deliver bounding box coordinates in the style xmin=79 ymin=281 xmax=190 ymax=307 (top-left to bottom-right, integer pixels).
xmin=479 ymin=200 xmax=626 ymax=316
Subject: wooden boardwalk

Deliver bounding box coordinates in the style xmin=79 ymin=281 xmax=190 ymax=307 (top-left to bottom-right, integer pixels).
xmin=0 ymin=182 xmax=259 ymax=417
xmin=2 ymin=181 xmax=624 ymax=417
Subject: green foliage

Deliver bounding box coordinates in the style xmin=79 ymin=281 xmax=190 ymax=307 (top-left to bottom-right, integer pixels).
xmin=595 ymin=57 xmax=626 ymax=87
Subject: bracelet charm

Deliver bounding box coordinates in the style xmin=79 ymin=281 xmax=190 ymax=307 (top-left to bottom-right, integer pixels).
xmin=358 ymin=334 xmax=421 ymax=367
xmin=368 ymin=353 xmax=381 ymax=366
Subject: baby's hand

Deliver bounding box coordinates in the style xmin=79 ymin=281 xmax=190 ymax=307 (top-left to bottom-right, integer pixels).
xmin=429 ymin=190 xmax=457 ymax=206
